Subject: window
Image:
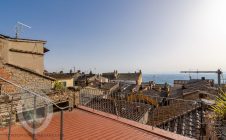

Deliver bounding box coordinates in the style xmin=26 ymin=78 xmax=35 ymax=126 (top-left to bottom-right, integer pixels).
xmin=74 ymin=81 xmax=78 ymax=86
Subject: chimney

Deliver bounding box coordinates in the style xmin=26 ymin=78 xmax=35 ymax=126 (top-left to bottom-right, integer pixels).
xmin=114 ymin=70 xmax=118 ymax=78
xmin=100 ymin=82 xmax=103 ymax=88
xmin=89 ymin=71 xmax=93 ymax=75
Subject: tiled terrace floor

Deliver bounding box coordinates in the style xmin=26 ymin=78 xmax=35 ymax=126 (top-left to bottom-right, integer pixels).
xmin=0 ymin=109 xmax=168 ymax=140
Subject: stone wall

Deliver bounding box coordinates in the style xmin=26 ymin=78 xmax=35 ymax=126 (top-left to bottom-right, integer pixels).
xmin=0 ymin=63 xmax=54 ymax=127
xmin=0 ymin=65 xmax=53 ymax=94
xmin=68 ymin=91 xmax=80 ymax=107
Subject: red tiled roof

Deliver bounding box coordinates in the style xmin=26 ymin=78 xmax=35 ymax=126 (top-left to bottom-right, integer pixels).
xmin=0 ymin=109 xmax=168 ymax=140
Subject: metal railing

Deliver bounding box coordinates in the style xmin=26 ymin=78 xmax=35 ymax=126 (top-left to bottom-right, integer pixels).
xmin=79 ymin=89 xmax=208 ymax=139
xmin=0 ymin=76 xmax=221 ymax=140
xmin=0 ymin=77 xmax=69 ymax=140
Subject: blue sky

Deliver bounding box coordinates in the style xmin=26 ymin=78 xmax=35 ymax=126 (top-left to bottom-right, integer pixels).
xmin=1 ymin=0 xmax=226 ymax=74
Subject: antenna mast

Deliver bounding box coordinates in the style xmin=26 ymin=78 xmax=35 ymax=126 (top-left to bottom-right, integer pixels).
xmin=15 ymin=21 xmax=31 ymax=38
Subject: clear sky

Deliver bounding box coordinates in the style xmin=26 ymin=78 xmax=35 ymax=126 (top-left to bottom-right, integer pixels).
xmin=1 ymin=0 xmax=226 ymax=74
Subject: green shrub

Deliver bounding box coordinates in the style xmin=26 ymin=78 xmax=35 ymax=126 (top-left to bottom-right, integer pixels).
xmin=53 ymin=81 xmax=65 ymax=91
xmin=211 ymin=89 xmax=226 ymax=120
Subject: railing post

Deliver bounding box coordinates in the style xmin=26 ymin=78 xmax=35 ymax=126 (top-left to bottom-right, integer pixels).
xmin=33 ymin=95 xmax=36 ymax=140
xmin=60 ymin=109 xmax=64 ymax=140
xmin=114 ymin=99 xmax=118 ymax=116
xmin=8 ymin=97 xmax=13 ymax=140
xmin=152 ymin=97 xmax=157 ymax=129
xmin=200 ymin=101 xmax=204 ymax=140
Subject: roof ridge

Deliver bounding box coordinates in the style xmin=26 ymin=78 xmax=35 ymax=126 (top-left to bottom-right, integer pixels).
xmin=4 ymin=63 xmax=55 ymax=81
xmin=0 ymin=33 xmax=46 ymax=43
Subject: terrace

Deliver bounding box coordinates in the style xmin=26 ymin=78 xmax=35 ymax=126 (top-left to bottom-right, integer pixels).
xmin=0 ymin=76 xmax=196 ymax=140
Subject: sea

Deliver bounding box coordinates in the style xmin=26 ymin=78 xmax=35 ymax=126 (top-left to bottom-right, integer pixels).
xmin=142 ymin=73 xmax=226 ymax=85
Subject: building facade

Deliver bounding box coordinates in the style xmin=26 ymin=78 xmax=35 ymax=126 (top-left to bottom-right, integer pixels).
xmin=102 ymin=70 xmax=143 ymax=85
xmin=46 ymin=72 xmax=81 ymax=88
xmin=0 ymin=34 xmax=48 ymax=74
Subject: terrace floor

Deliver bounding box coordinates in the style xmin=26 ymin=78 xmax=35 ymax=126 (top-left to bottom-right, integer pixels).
xmin=0 ymin=109 xmax=168 ymax=140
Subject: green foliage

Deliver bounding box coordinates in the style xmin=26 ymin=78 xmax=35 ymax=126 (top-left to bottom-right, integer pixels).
xmin=211 ymin=89 xmax=226 ymax=120
xmin=53 ymin=81 xmax=65 ymax=91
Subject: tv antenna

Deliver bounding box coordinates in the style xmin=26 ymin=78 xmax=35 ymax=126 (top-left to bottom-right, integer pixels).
xmin=15 ymin=21 xmax=31 ymax=38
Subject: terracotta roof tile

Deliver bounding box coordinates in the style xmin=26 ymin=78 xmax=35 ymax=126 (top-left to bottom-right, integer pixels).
xmin=46 ymin=73 xmax=76 ymax=80
xmin=0 ymin=109 xmax=167 ymax=140
xmin=85 ymin=98 xmax=150 ymax=122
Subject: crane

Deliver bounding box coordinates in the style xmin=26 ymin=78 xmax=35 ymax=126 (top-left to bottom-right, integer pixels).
xmin=180 ymin=69 xmax=223 ymax=86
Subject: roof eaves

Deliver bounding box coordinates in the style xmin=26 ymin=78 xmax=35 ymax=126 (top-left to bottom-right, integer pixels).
xmin=0 ymin=34 xmax=46 ymax=43
xmin=46 ymin=73 xmax=76 ymax=80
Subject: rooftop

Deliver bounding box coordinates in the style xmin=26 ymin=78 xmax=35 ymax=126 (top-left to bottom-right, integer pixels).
xmin=4 ymin=63 xmax=55 ymax=81
xmin=46 ymin=73 xmax=77 ymax=80
xmin=0 ymin=34 xmax=46 ymax=43
xmin=117 ymin=73 xmax=141 ymax=81
xmin=182 ymin=80 xmax=217 ymax=97
xmin=102 ymin=72 xmax=117 ymax=80
xmin=85 ymin=98 xmax=150 ymax=122
xmin=102 ymin=71 xmax=141 ymax=81
xmin=76 ymin=73 xmax=96 ymax=81
xmin=0 ymin=109 xmax=171 ymax=140
xmin=100 ymin=82 xmax=118 ymax=90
